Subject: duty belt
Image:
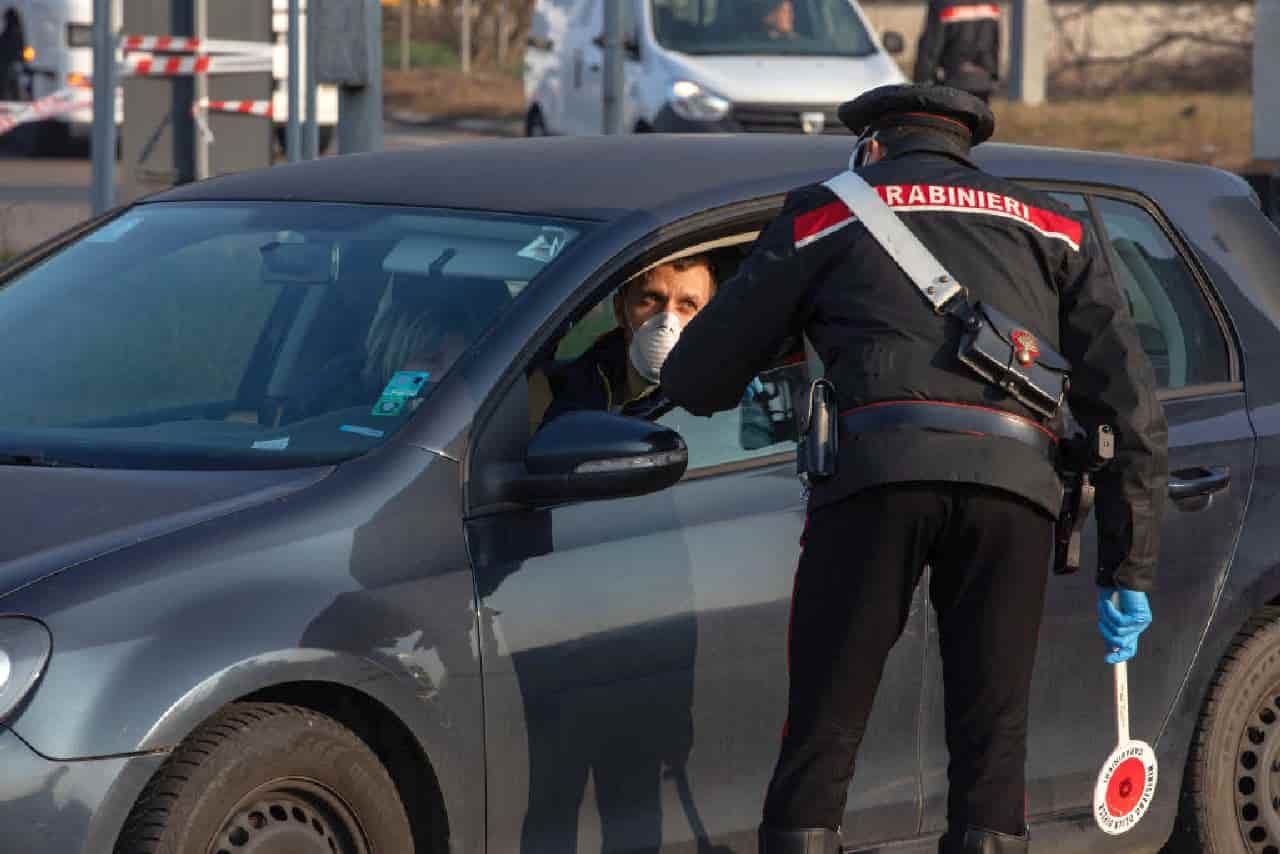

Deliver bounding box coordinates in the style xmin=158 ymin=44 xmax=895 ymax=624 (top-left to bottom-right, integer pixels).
xmin=840 ymin=400 xmax=1057 ymax=458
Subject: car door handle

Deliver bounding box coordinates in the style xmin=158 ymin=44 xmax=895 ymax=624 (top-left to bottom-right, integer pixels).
xmin=1168 ymin=466 xmax=1231 ymax=501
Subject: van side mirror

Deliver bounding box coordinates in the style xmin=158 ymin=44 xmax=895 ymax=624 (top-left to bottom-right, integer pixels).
xmin=593 ymin=33 xmax=642 ymax=61
xmin=499 ymin=411 xmax=688 ymax=506
xmin=882 ymin=30 xmax=905 ymax=55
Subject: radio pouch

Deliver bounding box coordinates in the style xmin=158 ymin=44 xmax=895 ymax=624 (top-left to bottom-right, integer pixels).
xmin=958 ymin=302 xmax=1071 ymax=419
xmin=797 ymin=378 xmax=838 ymax=483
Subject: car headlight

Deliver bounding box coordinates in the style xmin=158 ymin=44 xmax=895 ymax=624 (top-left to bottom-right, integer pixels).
xmin=668 ymin=80 xmax=731 ymax=122
xmin=0 ymin=618 xmax=51 ymax=724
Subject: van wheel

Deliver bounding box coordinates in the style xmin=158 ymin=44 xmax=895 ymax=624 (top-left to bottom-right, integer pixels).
xmin=115 ymin=702 xmax=413 ymax=854
xmin=526 ymin=106 xmax=548 ymax=137
xmin=1176 ymin=606 xmax=1280 ymax=852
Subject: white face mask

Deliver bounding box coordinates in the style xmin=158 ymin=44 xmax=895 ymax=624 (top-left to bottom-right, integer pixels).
xmin=628 ymin=311 xmax=684 ymax=384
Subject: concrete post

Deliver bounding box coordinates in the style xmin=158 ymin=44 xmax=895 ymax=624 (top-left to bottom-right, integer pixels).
xmin=1008 ymin=0 xmax=1048 ymax=105
xmin=1254 ymin=0 xmax=1280 ymax=162
xmin=602 ymin=0 xmax=625 ymax=134
xmin=336 ymin=0 xmax=382 ymax=154
xmin=286 ymin=0 xmax=301 ymax=162
xmin=90 ymin=0 xmax=116 ymax=214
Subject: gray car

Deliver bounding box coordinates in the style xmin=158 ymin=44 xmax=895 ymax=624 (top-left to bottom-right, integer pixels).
xmin=0 ymin=135 xmax=1278 ymax=854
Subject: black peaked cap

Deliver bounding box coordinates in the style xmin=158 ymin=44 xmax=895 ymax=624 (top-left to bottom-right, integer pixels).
xmin=837 ymin=84 xmax=996 ymax=145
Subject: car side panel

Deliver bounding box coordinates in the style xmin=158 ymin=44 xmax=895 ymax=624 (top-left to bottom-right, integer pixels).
xmin=1 ymin=445 xmax=485 ymax=854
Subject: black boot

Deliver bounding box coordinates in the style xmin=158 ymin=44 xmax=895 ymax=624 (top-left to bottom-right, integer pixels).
xmin=937 ymin=825 xmax=1030 ymax=854
xmin=757 ymin=825 xmax=842 ymax=854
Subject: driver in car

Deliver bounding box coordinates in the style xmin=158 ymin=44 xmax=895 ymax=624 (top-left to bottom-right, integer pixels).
xmin=530 ymin=256 xmax=717 ymax=429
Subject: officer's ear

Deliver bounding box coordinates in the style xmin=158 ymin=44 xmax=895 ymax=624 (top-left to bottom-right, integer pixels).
xmin=863 ymin=138 xmax=888 ymax=166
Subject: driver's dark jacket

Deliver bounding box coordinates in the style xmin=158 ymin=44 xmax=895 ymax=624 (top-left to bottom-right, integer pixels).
xmin=662 ymin=138 xmax=1168 ymax=591
xmin=540 ymin=328 xmax=670 ymax=425
xmin=914 ymin=0 xmax=1001 ymax=95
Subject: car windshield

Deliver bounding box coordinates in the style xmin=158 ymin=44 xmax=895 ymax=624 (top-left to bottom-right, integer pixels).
xmin=0 ymin=202 xmax=589 ymax=470
xmin=650 ymin=0 xmax=876 ymax=57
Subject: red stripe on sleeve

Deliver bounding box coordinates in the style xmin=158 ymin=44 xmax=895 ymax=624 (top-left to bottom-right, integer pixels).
xmin=793 ymin=199 xmax=853 ymax=246
xmin=1025 ymin=205 xmax=1083 ymax=249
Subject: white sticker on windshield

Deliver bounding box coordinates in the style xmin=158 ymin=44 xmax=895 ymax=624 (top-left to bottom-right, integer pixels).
xmin=252 ymin=437 xmax=290 ymax=451
xmin=85 ymin=213 xmax=145 ymax=243
xmin=517 ymin=227 xmax=570 ymax=263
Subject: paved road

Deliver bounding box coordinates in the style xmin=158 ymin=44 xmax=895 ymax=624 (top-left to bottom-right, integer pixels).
xmin=0 ymin=118 xmax=512 ymax=256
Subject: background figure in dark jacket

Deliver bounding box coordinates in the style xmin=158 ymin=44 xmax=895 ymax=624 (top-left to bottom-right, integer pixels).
xmin=914 ymin=0 xmax=1001 ymax=102
xmin=0 ymin=10 xmax=25 ymax=101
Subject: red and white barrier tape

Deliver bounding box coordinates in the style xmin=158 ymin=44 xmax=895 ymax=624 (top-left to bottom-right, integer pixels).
xmin=122 ymin=34 xmax=276 ymax=58
xmin=0 ymin=87 xmax=93 ymax=137
xmin=123 ymin=53 xmax=273 ymax=77
xmin=198 ymin=98 xmax=273 ymax=118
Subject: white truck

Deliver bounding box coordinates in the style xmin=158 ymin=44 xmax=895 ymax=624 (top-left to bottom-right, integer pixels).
xmin=2 ymin=0 xmax=336 ymax=154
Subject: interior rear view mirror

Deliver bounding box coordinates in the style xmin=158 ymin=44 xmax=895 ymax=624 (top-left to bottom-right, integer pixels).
xmin=260 ymin=239 xmax=337 ymax=285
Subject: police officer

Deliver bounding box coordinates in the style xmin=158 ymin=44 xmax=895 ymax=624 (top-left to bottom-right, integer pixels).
xmin=914 ymin=0 xmax=1001 ymax=102
xmin=661 ymin=85 xmax=1167 ymax=854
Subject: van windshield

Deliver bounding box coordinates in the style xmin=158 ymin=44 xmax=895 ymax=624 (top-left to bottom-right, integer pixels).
xmin=650 ymin=0 xmax=877 ymax=57
xmin=0 ymin=202 xmax=589 ymax=470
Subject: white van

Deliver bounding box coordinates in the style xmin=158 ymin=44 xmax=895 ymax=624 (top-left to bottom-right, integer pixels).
xmin=524 ymin=0 xmax=906 ymax=137
xmin=2 ymin=0 xmax=336 ymax=154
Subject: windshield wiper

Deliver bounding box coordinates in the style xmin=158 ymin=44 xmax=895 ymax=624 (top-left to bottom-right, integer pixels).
xmin=0 ymin=453 xmax=97 ymax=469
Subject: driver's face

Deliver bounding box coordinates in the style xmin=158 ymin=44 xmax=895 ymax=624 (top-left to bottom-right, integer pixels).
xmin=615 ymin=262 xmax=715 ymax=341
xmin=763 ymin=0 xmax=795 ymax=36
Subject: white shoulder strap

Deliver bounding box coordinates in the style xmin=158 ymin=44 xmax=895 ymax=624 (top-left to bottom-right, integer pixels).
xmin=821 ymin=170 xmax=964 ymax=313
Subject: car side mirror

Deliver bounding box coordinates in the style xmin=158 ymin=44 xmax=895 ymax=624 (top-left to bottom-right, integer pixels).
xmin=882 ymin=30 xmax=905 ymax=55
xmin=504 ymin=411 xmax=688 ymax=506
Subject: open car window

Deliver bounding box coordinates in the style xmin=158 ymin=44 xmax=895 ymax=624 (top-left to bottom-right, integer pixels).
xmin=535 ymin=234 xmax=807 ymax=472
xmin=0 ymin=202 xmax=589 ymax=470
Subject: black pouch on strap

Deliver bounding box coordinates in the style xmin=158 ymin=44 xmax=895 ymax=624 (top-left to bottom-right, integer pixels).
xmin=957 ymin=301 xmax=1070 ymax=419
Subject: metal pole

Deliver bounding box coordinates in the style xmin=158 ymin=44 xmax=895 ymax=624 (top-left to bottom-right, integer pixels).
xmin=602 ymin=0 xmax=625 ymax=134
xmin=401 ymin=0 xmax=411 ymax=72
xmin=286 ymin=0 xmax=301 ymax=161
xmin=194 ymin=0 xmax=209 ymax=178
xmin=460 ymin=0 xmax=471 ymax=74
xmin=304 ymin=0 xmax=318 ymax=158
xmin=90 ymin=0 xmax=115 ymax=213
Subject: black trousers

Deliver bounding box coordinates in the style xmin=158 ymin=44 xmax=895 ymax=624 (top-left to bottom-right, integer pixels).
xmin=762 ymin=483 xmax=1053 ymax=836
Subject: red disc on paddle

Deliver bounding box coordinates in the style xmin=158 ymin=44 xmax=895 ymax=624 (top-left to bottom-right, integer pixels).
xmin=1105 ymin=757 xmax=1147 ymax=817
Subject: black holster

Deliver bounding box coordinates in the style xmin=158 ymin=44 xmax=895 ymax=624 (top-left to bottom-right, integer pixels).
xmin=1053 ymin=425 xmax=1115 ymax=575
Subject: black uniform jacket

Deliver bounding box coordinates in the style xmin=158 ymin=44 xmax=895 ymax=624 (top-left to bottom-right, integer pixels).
xmin=914 ymin=0 xmax=1001 ymax=96
xmin=662 ymin=138 xmax=1168 ymax=591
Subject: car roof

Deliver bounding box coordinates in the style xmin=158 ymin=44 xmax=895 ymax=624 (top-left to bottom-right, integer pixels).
xmin=147 ymin=134 xmax=1252 ymax=223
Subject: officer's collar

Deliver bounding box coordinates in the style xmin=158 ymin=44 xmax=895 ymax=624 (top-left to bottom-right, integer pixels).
xmin=884 ymin=133 xmax=977 ymax=168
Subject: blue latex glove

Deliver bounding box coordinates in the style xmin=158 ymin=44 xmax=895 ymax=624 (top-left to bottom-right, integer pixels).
xmin=1098 ymin=587 xmax=1153 ymax=664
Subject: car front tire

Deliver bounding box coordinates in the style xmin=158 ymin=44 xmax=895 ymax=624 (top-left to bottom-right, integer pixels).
xmin=115 ymin=702 xmax=413 ymax=854
xmin=1178 ymin=606 xmax=1280 ymax=853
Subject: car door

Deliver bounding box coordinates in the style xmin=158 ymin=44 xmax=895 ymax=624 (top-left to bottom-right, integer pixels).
xmin=468 ymin=280 xmax=924 ymax=850
xmin=562 ymin=0 xmax=605 ymax=135
xmin=917 ymin=187 xmax=1253 ymax=830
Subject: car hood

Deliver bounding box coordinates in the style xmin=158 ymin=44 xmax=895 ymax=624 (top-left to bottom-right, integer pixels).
xmin=0 ymin=464 xmax=331 ymax=601
xmin=662 ymin=52 xmax=906 ymax=104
